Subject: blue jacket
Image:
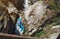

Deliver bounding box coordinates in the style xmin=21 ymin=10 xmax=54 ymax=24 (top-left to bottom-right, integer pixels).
xmin=15 ymin=17 xmax=24 ymax=35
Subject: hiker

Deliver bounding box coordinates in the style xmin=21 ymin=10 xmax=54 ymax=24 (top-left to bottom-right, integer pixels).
xmin=9 ymin=11 xmax=25 ymax=35
xmin=6 ymin=2 xmax=25 ymax=35
xmin=15 ymin=13 xmax=25 ymax=35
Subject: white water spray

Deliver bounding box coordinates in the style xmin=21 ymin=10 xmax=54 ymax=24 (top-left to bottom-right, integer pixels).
xmin=24 ymin=0 xmax=29 ymax=9
xmin=24 ymin=0 xmax=29 ymax=20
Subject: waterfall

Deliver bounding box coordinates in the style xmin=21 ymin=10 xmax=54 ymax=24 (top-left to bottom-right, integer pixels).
xmin=24 ymin=0 xmax=29 ymax=20
xmin=24 ymin=0 xmax=29 ymax=10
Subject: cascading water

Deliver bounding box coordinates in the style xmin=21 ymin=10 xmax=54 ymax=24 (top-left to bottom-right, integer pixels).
xmin=24 ymin=0 xmax=29 ymax=20
xmin=24 ymin=0 xmax=29 ymax=9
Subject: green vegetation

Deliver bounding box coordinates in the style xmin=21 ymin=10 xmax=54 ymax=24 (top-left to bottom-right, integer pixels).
xmin=35 ymin=16 xmax=60 ymax=37
xmin=35 ymin=31 xmax=46 ymax=37
xmin=48 ymin=0 xmax=60 ymax=13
